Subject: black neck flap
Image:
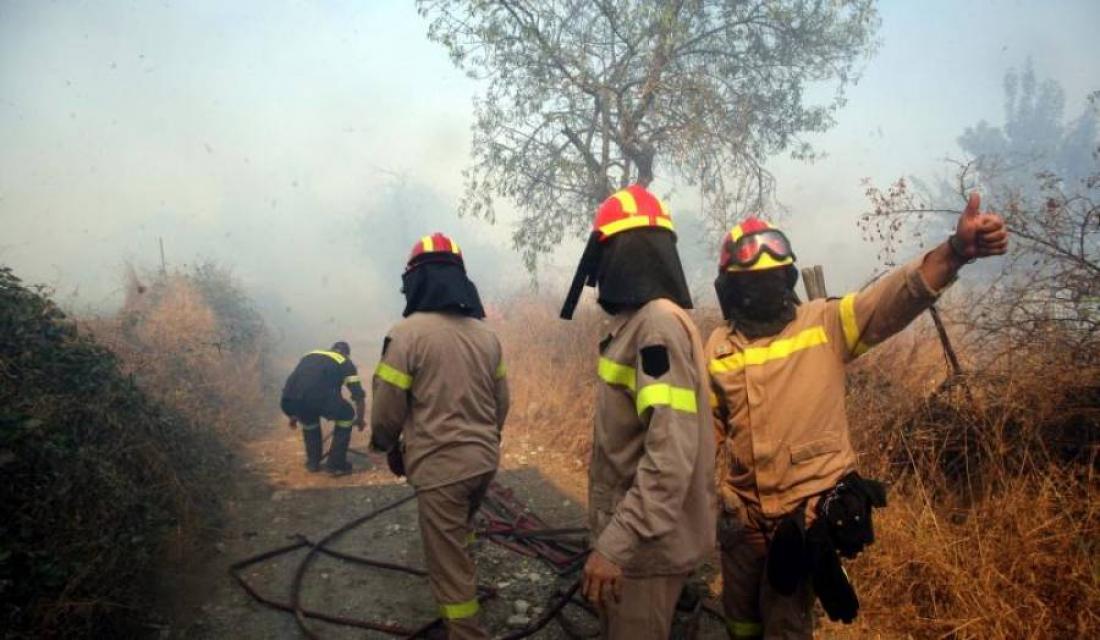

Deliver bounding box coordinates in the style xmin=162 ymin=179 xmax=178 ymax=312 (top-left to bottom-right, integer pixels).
xmin=560 ymin=231 xmax=603 ymax=320
xmin=714 ymin=267 xmax=799 ymax=339
xmin=402 ymin=263 xmax=485 ymax=319
xmin=595 ymin=228 xmax=693 ymax=313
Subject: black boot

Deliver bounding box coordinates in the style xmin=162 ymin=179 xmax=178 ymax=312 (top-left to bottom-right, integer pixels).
xmin=302 ymin=426 xmax=323 ymax=472
xmin=325 ymin=426 xmax=353 ymax=476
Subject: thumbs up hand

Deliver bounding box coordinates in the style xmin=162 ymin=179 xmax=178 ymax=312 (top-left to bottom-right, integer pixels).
xmin=952 ymin=192 xmax=1009 ymax=260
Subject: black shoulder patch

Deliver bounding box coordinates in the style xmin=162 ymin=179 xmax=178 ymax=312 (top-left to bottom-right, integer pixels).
xmin=598 ymin=334 xmax=612 ymax=354
xmin=640 ymin=345 xmax=670 ymax=378
xmin=381 ymin=336 xmax=392 ymax=357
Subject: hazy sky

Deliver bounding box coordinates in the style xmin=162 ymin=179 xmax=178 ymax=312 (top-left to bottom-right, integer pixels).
xmin=2 ymin=0 xmax=1098 ymax=351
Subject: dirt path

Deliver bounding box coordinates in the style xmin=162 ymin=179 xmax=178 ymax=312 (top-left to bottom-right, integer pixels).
xmin=156 ymin=421 xmax=726 ymax=639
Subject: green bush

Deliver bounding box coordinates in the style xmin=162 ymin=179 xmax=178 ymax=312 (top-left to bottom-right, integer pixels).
xmin=0 ymin=266 xmax=224 ymax=638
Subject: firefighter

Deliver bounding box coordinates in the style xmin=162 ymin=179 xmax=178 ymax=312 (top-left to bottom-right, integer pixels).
xmin=280 ymin=341 xmax=366 ymax=475
xmin=708 ymin=193 xmax=1008 ymax=638
xmin=369 ymin=233 xmax=508 ymax=640
xmin=561 ymin=182 xmax=716 ymax=639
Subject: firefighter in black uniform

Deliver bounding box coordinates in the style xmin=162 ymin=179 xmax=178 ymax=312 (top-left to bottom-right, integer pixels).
xmin=280 ymin=341 xmax=366 ymax=475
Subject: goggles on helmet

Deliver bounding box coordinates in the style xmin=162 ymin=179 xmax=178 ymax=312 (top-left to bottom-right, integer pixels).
xmin=723 ymin=228 xmax=795 ymax=270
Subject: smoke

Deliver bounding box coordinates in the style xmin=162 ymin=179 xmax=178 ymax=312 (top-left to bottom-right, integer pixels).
xmin=2 ymin=0 xmax=1098 ymax=358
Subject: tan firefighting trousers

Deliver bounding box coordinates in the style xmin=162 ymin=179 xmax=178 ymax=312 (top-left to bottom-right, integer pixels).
xmin=720 ymin=506 xmax=814 ymax=639
xmin=597 ymin=572 xmax=689 ymax=639
xmin=417 ymin=471 xmax=495 ymax=640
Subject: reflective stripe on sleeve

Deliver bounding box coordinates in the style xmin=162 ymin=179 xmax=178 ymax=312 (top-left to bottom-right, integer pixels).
xmin=344 ymin=375 xmax=361 ymax=385
xmin=375 ymin=362 xmax=412 ymax=390
xmin=708 ymin=326 xmax=829 ymax=375
xmin=839 ymin=293 xmax=870 ymax=356
xmin=495 ymin=360 xmax=506 ymax=380
xmin=727 ymin=617 xmax=763 ymax=638
xmin=309 ymin=350 xmax=346 ymax=364
xmin=636 ymin=383 xmax=698 ymax=415
xmin=597 ymin=356 xmax=636 ymax=389
xmin=439 ymin=598 xmax=479 ymax=620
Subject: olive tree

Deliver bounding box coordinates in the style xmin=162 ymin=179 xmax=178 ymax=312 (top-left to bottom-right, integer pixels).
xmin=418 ymin=0 xmax=880 ymax=268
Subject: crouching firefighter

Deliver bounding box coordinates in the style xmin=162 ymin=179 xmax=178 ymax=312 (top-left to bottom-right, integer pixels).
xmin=708 ymin=194 xmax=1008 ymax=638
xmin=561 ymin=182 xmax=717 ymax=639
xmin=369 ymin=233 xmax=509 ymax=640
xmin=280 ymin=341 xmax=366 ymax=475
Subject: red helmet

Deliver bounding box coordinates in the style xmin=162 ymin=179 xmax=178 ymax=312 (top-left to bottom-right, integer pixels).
xmin=718 ymin=218 xmax=796 ymax=273
xmin=592 ymin=184 xmax=674 ymax=241
xmin=406 ymin=232 xmax=463 ymax=272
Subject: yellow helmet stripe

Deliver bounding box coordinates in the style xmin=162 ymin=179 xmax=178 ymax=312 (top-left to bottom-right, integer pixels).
xmin=421 ymin=236 xmax=433 ymax=252
xmin=599 ymin=215 xmax=674 ymax=238
xmin=657 ymin=197 xmax=670 ymax=218
xmin=611 ymin=190 xmax=638 ymax=215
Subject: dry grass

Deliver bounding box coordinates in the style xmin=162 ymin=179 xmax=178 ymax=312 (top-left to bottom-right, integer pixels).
xmin=492 ymin=296 xmax=1099 ymax=639
xmin=85 ymin=265 xmax=272 ymax=443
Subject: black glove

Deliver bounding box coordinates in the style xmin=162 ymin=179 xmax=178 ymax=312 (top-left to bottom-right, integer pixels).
xmin=386 ymin=447 xmax=406 ymax=477
xmin=818 ymin=472 xmax=887 ymax=559
xmin=766 ymin=511 xmax=809 ymax=596
xmin=806 ymin=519 xmax=859 ymax=623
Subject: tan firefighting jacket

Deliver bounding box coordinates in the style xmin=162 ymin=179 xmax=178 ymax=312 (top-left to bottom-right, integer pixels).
xmin=370 ymin=312 xmax=509 ymax=491
xmin=707 ymin=254 xmax=946 ymax=518
xmin=590 ymin=298 xmax=717 ymax=577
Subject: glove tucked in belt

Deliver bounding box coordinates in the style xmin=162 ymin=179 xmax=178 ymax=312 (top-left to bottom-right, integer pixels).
xmin=763 ymin=471 xmax=888 ymax=624
xmin=386 ymin=447 xmax=406 ymax=477
xmin=817 ymin=471 xmax=887 ymax=559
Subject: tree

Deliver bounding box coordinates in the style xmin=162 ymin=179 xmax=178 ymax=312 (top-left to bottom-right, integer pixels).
xmin=418 ymin=0 xmax=880 ymax=268
xmin=861 ymin=67 xmax=1099 ymax=358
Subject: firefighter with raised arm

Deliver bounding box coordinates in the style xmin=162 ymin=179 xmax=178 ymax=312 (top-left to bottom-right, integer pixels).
xmin=280 ymin=341 xmax=366 ymax=475
xmin=708 ymin=194 xmax=1008 ymax=638
xmin=561 ymin=182 xmax=716 ymax=639
xmin=369 ymin=233 xmax=508 ymax=640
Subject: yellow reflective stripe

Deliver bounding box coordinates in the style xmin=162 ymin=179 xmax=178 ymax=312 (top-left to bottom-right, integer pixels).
xmin=494 ymin=360 xmax=506 ymax=379
xmin=636 ymin=383 xmax=698 ymax=415
xmin=597 ymin=357 xmax=636 ymax=389
xmin=421 ymin=236 xmax=433 ymax=252
xmin=309 ymin=350 xmax=346 ymax=365
xmin=439 ymin=598 xmax=479 ymax=619
xmin=465 ymin=531 xmax=477 ymax=546
xmin=727 ymin=618 xmax=763 ymax=638
xmin=344 ymin=375 xmax=361 ymax=385
xmin=334 ymin=419 xmax=353 ymax=428
xmin=301 ymin=422 xmax=321 ymax=430
xmin=839 ymin=293 xmax=870 ymax=356
xmin=709 ymin=391 xmax=719 ymax=409
xmin=708 ymin=326 xmax=829 ymax=375
xmin=375 ymin=362 xmax=412 ymax=390
xmin=599 ymin=215 xmax=674 ymax=238
xmin=611 ymin=189 xmax=638 ymax=215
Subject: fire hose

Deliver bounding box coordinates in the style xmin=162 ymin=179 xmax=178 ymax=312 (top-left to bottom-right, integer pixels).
xmin=230 ymin=483 xmax=600 ymax=639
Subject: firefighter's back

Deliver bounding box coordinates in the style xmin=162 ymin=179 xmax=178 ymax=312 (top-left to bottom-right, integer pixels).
xmin=284 ymin=351 xmax=347 ymax=400
xmin=390 ymin=311 xmax=503 ymax=490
